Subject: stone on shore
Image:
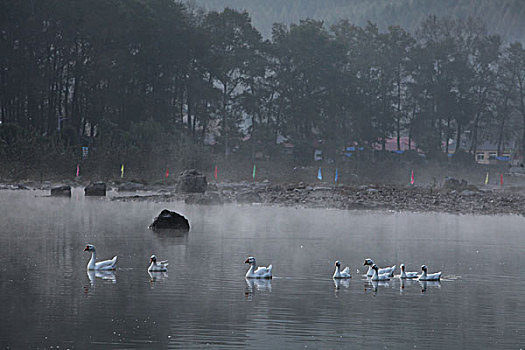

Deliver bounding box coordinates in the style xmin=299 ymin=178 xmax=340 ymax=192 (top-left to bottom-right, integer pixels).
xmin=117 ymin=182 xmax=145 ymax=192
xmin=236 ymin=190 xmax=262 ymax=203
xmin=150 ymin=209 xmax=190 ymax=231
xmin=51 ymin=185 xmax=71 ymax=197
xmin=185 ymin=192 xmax=223 ymax=205
xmin=176 ymin=169 xmax=207 ymax=193
xmin=84 ymin=182 xmax=106 ymax=196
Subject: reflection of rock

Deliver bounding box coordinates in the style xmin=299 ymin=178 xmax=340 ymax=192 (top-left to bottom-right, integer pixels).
xmin=84 ymin=182 xmax=106 ymax=196
xmin=150 ymin=209 xmax=190 ymax=231
xmin=51 ymin=185 xmax=71 ymax=197
xmin=117 ymin=182 xmax=145 ymax=192
xmin=185 ymin=192 xmax=223 ymax=205
xmin=176 ymin=169 xmax=207 ymax=193
xmin=236 ymin=190 xmax=262 ymax=204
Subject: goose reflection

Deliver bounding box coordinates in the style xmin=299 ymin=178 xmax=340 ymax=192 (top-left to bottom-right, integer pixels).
xmin=87 ymin=269 xmax=116 ymax=286
xmin=399 ymin=277 xmax=418 ymax=294
xmin=419 ymin=280 xmax=441 ymax=293
xmin=333 ymin=278 xmax=350 ymax=290
xmin=365 ymin=279 xmax=389 ymax=293
xmin=149 ymin=271 xmax=169 ymax=283
xmin=245 ymin=278 xmax=272 ymax=298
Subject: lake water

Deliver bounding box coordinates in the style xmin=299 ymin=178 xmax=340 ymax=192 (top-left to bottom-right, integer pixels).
xmin=0 ymin=188 xmax=524 ymax=349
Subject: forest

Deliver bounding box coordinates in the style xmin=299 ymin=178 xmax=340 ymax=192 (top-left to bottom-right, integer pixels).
xmin=1 ymin=0 xmax=525 ymax=180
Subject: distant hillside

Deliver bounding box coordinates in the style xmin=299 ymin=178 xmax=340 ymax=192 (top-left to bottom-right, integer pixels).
xmin=186 ymin=0 xmax=525 ymax=42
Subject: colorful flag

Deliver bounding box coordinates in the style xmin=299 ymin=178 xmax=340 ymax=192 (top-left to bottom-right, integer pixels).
xmin=121 ymin=164 xmax=124 ymax=178
xmin=317 ymin=167 xmax=322 ymax=181
xmin=335 ymin=168 xmax=338 ymax=183
xmin=76 ymin=164 xmax=79 ymax=177
xmin=252 ymin=164 xmax=256 ymax=180
xmin=485 ymin=172 xmax=489 ymax=185
xmin=165 ymin=168 xmax=169 ymax=179
xmin=410 ymin=170 xmax=415 ymax=185
xmin=214 ymin=166 xmax=218 ymax=180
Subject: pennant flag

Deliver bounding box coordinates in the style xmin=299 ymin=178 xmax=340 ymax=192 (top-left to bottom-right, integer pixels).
xmin=335 ymin=168 xmax=338 ymax=183
xmin=410 ymin=170 xmax=415 ymax=185
xmin=485 ymin=172 xmax=489 ymax=185
xmin=121 ymin=164 xmax=125 ymax=178
xmin=317 ymin=167 xmax=322 ymax=181
xmin=214 ymin=166 xmax=218 ymax=180
xmin=252 ymin=164 xmax=256 ymax=180
xmin=76 ymin=164 xmax=80 ymax=177
xmin=165 ymin=168 xmax=169 ymax=179
xmin=500 ymin=173 xmax=503 ymax=186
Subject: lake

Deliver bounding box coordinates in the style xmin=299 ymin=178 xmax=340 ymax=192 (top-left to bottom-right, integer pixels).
xmin=0 ymin=188 xmax=524 ymax=349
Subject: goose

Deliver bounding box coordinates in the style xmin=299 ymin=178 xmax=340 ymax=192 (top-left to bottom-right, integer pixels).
xmin=245 ymin=256 xmax=272 ymax=279
xmin=400 ymin=264 xmax=418 ymax=279
xmin=333 ymin=260 xmax=352 ymax=279
xmin=364 ymin=258 xmax=395 ymax=277
xmin=83 ymin=244 xmax=117 ymax=271
xmin=419 ymin=265 xmax=442 ymax=281
xmin=148 ymin=254 xmax=168 ymax=272
xmin=371 ymin=264 xmax=391 ymax=281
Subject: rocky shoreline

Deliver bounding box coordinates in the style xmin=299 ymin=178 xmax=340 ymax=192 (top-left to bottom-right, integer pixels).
xmin=2 ymin=178 xmax=525 ymax=216
xmin=111 ymin=180 xmax=525 ymax=216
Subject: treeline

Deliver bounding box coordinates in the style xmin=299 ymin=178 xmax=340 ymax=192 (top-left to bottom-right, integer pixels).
xmin=190 ymin=0 xmax=525 ymax=42
xmin=1 ymin=0 xmax=525 ymax=178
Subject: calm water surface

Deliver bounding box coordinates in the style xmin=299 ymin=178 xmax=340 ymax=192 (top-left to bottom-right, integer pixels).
xmin=0 ymin=188 xmax=524 ymax=349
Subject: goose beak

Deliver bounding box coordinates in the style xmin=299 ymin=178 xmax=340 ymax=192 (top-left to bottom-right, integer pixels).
xmin=363 ymin=261 xmax=367 ymax=266
xmin=245 ymin=258 xmax=250 ymax=264
xmin=83 ymin=246 xmax=89 ymax=251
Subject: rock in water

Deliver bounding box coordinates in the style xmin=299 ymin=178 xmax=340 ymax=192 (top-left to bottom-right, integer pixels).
xmin=84 ymin=182 xmax=106 ymax=196
xmin=176 ymin=169 xmax=207 ymax=193
xmin=150 ymin=209 xmax=190 ymax=231
xmin=51 ymin=185 xmax=71 ymax=197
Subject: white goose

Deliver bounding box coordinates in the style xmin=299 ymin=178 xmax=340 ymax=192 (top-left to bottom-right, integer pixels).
xmin=333 ymin=260 xmax=352 ymax=279
xmin=148 ymin=254 xmax=168 ymax=272
xmin=364 ymin=258 xmax=395 ymax=277
xmin=371 ymin=264 xmax=391 ymax=281
xmin=245 ymin=256 xmax=272 ymax=279
xmin=419 ymin=265 xmax=442 ymax=281
xmin=400 ymin=264 xmax=418 ymax=279
xmin=84 ymin=244 xmax=117 ymax=271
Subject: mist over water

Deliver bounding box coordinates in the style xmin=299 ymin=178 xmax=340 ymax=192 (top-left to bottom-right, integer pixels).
xmin=0 ymin=189 xmax=524 ymax=349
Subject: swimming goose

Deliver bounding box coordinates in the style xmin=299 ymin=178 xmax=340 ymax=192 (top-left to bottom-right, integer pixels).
xmin=148 ymin=255 xmax=168 ymax=272
xmin=333 ymin=260 xmax=352 ymax=279
xmin=364 ymin=258 xmax=395 ymax=277
xmin=400 ymin=264 xmax=418 ymax=279
xmin=419 ymin=265 xmax=442 ymax=281
xmin=245 ymin=256 xmax=272 ymax=279
xmin=371 ymin=264 xmax=391 ymax=281
xmin=84 ymin=244 xmax=117 ymax=271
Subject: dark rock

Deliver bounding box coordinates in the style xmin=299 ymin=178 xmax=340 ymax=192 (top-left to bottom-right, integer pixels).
xmin=150 ymin=209 xmax=190 ymax=231
xmin=84 ymin=182 xmax=106 ymax=196
xmin=117 ymin=182 xmax=145 ymax=192
xmin=441 ymin=178 xmax=468 ymax=192
xmin=176 ymin=169 xmax=207 ymax=193
xmin=236 ymin=190 xmax=262 ymax=203
xmin=185 ymin=192 xmax=223 ymax=205
xmin=51 ymin=185 xmax=71 ymax=197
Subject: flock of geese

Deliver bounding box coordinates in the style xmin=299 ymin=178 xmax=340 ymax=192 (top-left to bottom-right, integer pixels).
xmin=84 ymin=244 xmax=442 ymax=281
